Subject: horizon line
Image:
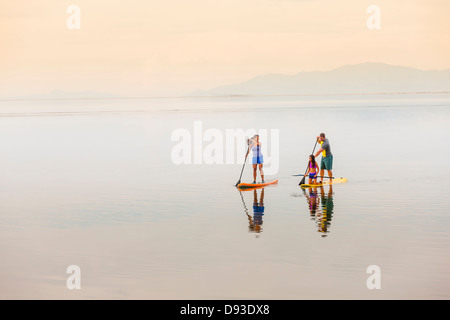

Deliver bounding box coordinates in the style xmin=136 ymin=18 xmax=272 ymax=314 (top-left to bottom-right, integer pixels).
xmin=1 ymin=91 xmax=449 ymax=102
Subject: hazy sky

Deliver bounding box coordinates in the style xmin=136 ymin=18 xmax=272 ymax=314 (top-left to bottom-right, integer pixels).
xmin=1 ymin=0 xmax=449 ymax=97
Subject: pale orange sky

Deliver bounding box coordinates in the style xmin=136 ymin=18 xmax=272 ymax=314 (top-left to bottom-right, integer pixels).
xmin=0 ymin=0 xmax=449 ymax=97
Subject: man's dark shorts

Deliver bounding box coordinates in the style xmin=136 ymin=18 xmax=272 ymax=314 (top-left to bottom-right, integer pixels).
xmin=321 ymin=155 xmax=333 ymax=171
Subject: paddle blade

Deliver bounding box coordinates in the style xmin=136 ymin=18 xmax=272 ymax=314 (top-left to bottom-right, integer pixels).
xmin=299 ymin=176 xmax=305 ymax=185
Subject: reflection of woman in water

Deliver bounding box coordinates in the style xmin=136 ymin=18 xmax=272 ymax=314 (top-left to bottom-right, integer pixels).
xmin=252 ymin=188 xmax=265 ymax=233
xmin=239 ymin=187 xmax=265 ymax=235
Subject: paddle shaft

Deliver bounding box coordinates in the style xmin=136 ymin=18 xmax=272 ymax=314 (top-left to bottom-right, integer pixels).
xmin=296 ymin=174 xmax=334 ymax=178
xmin=299 ymin=140 xmax=318 ymax=185
xmin=236 ymin=144 xmax=251 ymax=186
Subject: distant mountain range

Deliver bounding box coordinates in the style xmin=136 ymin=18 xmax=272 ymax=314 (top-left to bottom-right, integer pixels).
xmin=190 ymin=63 xmax=450 ymax=96
xmin=3 ymin=63 xmax=449 ymax=100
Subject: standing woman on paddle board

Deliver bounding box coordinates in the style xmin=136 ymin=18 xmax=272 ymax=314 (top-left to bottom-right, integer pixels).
xmin=314 ymin=133 xmax=333 ymax=184
xmin=245 ymin=134 xmax=264 ymax=184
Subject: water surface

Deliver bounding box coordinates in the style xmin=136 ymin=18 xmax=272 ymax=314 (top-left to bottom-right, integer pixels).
xmin=0 ymin=93 xmax=449 ymax=299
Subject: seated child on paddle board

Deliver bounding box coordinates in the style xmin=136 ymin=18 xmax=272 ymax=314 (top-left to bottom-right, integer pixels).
xmin=305 ymin=155 xmax=319 ymax=185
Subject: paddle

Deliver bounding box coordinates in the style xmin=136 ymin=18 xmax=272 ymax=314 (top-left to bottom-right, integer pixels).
xmin=294 ymin=174 xmax=334 ymax=178
xmin=235 ymin=141 xmax=252 ymax=187
xmin=299 ymin=140 xmax=318 ymax=186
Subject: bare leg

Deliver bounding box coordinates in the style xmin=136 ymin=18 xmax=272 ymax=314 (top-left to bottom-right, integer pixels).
xmin=259 ymin=164 xmax=264 ymax=182
xmin=253 ymin=164 xmax=257 ymax=182
xmin=319 ymin=169 xmax=324 ymax=184
xmin=328 ymin=170 xmax=333 ymax=182
xmin=311 ymin=172 xmax=318 ymax=185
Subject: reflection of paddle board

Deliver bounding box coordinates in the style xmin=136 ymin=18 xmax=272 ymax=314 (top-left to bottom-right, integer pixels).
xmin=237 ymin=179 xmax=278 ymax=189
xmin=300 ymin=177 xmax=347 ymax=188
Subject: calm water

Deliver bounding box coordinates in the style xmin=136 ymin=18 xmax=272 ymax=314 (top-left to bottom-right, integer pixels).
xmin=0 ymin=93 xmax=449 ymax=299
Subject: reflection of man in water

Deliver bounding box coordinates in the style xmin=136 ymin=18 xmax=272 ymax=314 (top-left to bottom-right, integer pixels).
xmin=250 ymin=188 xmax=265 ymax=233
xmin=318 ymin=185 xmax=334 ymax=237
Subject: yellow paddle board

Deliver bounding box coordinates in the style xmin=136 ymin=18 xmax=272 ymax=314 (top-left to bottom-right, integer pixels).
xmin=300 ymin=177 xmax=347 ymax=188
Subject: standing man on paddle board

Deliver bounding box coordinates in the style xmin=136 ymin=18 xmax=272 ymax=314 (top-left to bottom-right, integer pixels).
xmin=245 ymin=134 xmax=264 ymax=184
xmin=314 ymin=133 xmax=333 ymax=184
